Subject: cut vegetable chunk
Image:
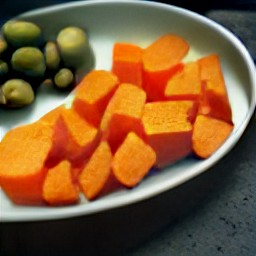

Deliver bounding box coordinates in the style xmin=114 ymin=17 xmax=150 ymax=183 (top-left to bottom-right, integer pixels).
xmin=42 ymin=107 xmax=99 ymax=166
xmin=112 ymin=42 xmax=143 ymax=87
xmin=192 ymin=115 xmax=233 ymax=159
xmin=100 ymin=83 xmax=146 ymax=152
xmin=59 ymin=108 xmax=99 ymax=164
xmin=198 ymin=54 xmax=232 ymax=123
xmin=39 ymin=105 xmax=64 ymax=126
xmin=142 ymin=101 xmax=198 ymax=167
xmin=0 ymin=122 xmax=54 ymax=205
xmin=142 ymin=34 xmax=189 ymax=101
xmin=72 ymin=70 xmax=119 ymax=127
xmin=165 ymin=61 xmax=202 ymax=101
xmin=112 ymin=132 xmax=156 ymax=187
xmin=43 ymin=160 xmax=79 ymax=205
xmin=79 ymin=141 xmax=112 ymax=200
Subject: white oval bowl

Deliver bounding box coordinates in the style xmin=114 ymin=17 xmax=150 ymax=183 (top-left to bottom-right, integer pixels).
xmin=0 ymin=0 xmax=255 ymax=222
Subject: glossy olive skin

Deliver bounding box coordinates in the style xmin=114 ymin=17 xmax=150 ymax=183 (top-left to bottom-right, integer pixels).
xmin=44 ymin=41 xmax=61 ymax=71
xmin=2 ymin=20 xmax=42 ymax=48
xmin=56 ymin=26 xmax=89 ymax=69
xmin=54 ymin=68 xmax=74 ymax=89
xmin=11 ymin=47 xmax=46 ymax=77
xmin=2 ymin=79 xmax=35 ymax=107
xmin=0 ymin=35 xmax=8 ymax=56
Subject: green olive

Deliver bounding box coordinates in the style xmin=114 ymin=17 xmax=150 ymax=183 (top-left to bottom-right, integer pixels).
xmin=0 ymin=60 xmax=8 ymax=76
xmin=0 ymin=35 xmax=8 ymax=56
xmin=2 ymin=20 xmax=42 ymax=47
xmin=44 ymin=41 xmax=60 ymax=70
xmin=56 ymin=26 xmax=88 ymax=69
xmin=54 ymin=68 xmax=74 ymax=89
xmin=0 ymin=87 xmax=6 ymax=105
xmin=2 ymin=79 xmax=35 ymax=107
xmin=11 ymin=47 xmax=46 ymax=77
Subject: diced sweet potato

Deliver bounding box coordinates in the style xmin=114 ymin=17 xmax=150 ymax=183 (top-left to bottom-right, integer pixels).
xmin=0 ymin=122 xmax=54 ymax=205
xmin=79 ymin=141 xmax=112 ymax=200
xmin=43 ymin=160 xmax=79 ymax=205
xmin=142 ymin=34 xmax=189 ymax=101
xmin=60 ymin=108 xmax=99 ymax=164
xmin=112 ymin=43 xmax=143 ymax=87
xmin=100 ymin=83 xmax=146 ymax=152
xmin=192 ymin=114 xmax=234 ymax=158
xmin=165 ymin=61 xmax=202 ymax=101
xmin=142 ymin=101 xmax=198 ymax=167
xmin=42 ymin=107 xmax=99 ymax=167
xmin=198 ymin=54 xmax=232 ymax=123
xmin=112 ymin=132 xmax=156 ymax=187
xmin=39 ymin=105 xmax=64 ymax=126
xmin=72 ymin=70 xmax=119 ymax=127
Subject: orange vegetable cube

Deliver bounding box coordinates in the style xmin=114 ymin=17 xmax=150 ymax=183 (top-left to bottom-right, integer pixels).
xmin=112 ymin=42 xmax=143 ymax=87
xmin=112 ymin=132 xmax=156 ymax=188
xmin=0 ymin=122 xmax=54 ymax=205
xmin=100 ymin=83 xmax=146 ymax=152
xmin=165 ymin=61 xmax=202 ymax=101
xmin=59 ymin=108 xmax=99 ymax=165
xmin=79 ymin=141 xmax=112 ymax=200
xmin=192 ymin=115 xmax=234 ymax=159
xmin=43 ymin=160 xmax=79 ymax=205
xmin=198 ymin=54 xmax=232 ymax=123
xmin=43 ymin=107 xmax=99 ymax=167
xmin=142 ymin=101 xmax=198 ymax=167
xmin=142 ymin=34 xmax=189 ymax=101
xmin=72 ymin=70 xmax=119 ymax=127
xmin=39 ymin=105 xmax=64 ymax=126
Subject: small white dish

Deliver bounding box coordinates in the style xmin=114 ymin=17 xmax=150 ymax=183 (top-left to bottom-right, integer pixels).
xmin=0 ymin=0 xmax=255 ymax=222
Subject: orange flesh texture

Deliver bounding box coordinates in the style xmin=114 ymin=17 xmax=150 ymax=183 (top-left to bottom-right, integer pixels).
xmin=142 ymin=101 xmax=198 ymax=167
xmin=0 ymin=122 xmax=54 ymax=205
xmin=142 ymin=34 xmax=189 ymax=101
xmin=43 ymin=160 xmax=79 ymax=205
xmin=198 ymin=54 xmax=232 ymax=123
xmin=112 ymin=132 xmax=156 ymax=188
xmin=165 ymin=61 xmax=202 ymax=100
xmin=72 ymin=70 xmax=119 ymax=127
xmin=60 ymin=108 xmax=99 ymax=164
xmin=79 ymin=141 xmax=112 ymax=200
xmin=39 ymin=105 xmax=64 ymax=126
xmin=39 ymin=105 xmax=67 ymax=166
xmin=192 ymin=114 xmax=234 ymax=159
xmin=112 ymin=43 xmax=143 ymax=87
xmin=100 ymin=83 xmax=146 ymax=152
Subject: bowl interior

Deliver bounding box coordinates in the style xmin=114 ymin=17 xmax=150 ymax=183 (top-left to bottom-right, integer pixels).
xmin=0 ymin=0 xmax=255 ymax=222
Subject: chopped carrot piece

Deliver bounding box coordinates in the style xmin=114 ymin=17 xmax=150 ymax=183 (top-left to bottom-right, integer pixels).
xmin=72 ymin=70 xmax=119 ymax=127
xmin=192 ymin=115 xmax=233 ymax=159
xmin=165 ymin=61 xmax=202 ymax=101
xmin=112 ymin=42 xmax=143 ymax=87
xmin=100 ymin=83 xmax=146 ymax=152
xmin=39 ymin=105 xmax=67 ymax=166
xmin=43 ymin=160 xmax=79 ymax=205
xmin=142 ymin=101 xmax=198 ymax=167
xmin=0 ymin=122 xmax=54 ymax=205
xmin=43 ymin=107 xmax=99 ymax=167
xmin=198 ymin=54 xmax=232 ymax=123
xmin=39 ymin=105 xmax=64 ymax=126
xmin=112 ymin=132 xmax=156 ymax=188
xmin=59 ymin=108 xmax=99 ymax=165
xmin=79 ymin=141 xmax=112 ymax=200
xmin=142 ymin=34 xmax=189 ymax=101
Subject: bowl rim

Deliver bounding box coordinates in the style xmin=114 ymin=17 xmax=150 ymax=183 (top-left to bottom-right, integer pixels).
xmin=1 ymin=0 xmax=256 ymax=222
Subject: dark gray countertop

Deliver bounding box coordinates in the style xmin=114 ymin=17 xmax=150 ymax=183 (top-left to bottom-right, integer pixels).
xmin=0 ymin=2 xmax=255 ymax=256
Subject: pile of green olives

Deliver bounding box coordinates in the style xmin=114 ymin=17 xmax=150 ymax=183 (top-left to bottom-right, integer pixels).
xmin=0 ymin=20 xmax=92 ymax=108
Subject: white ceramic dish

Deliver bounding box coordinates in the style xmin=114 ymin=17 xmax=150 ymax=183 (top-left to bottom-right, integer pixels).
xmin=0 ymin=0 xmax=255 ymax=222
